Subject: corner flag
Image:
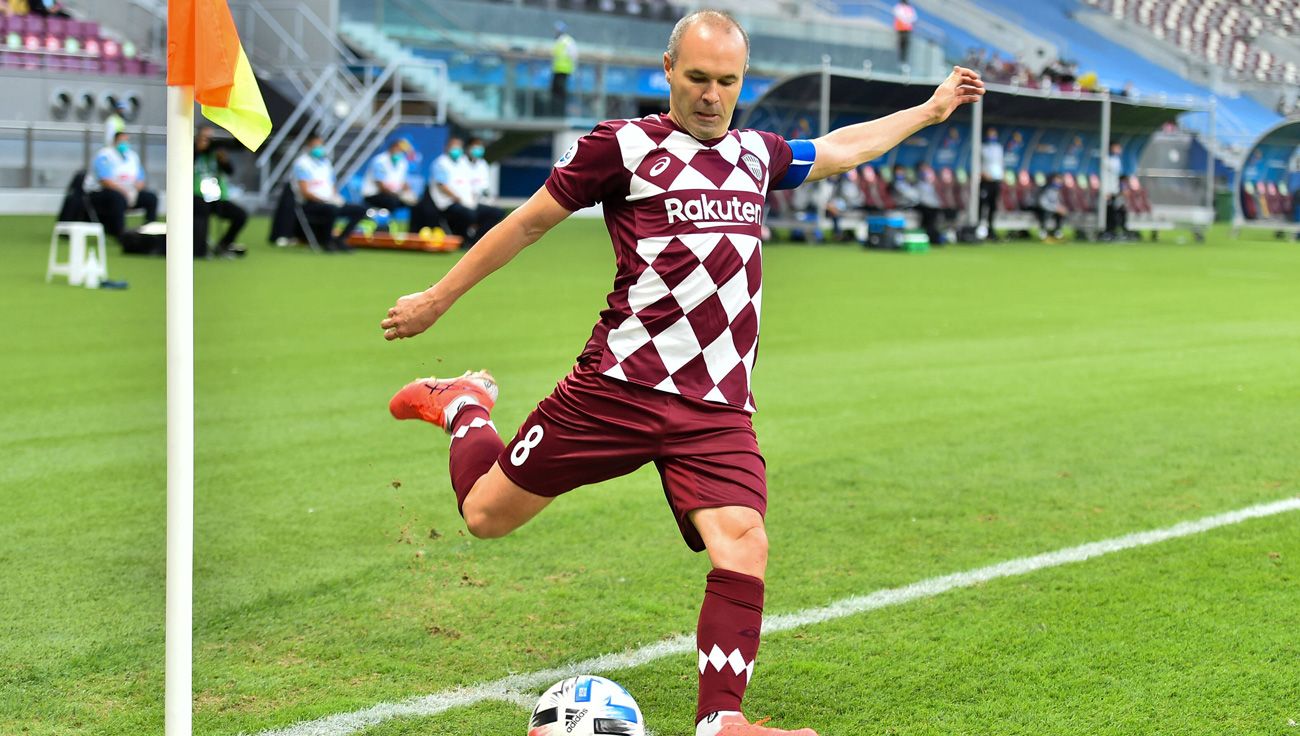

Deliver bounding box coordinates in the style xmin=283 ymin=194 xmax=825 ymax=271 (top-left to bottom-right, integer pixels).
xmin=167 ymin=0 xmax=271 ymax=150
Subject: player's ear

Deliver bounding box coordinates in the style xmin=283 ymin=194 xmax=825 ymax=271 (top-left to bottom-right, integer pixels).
xmin=663 ymin=52 xmax=672 ymax=82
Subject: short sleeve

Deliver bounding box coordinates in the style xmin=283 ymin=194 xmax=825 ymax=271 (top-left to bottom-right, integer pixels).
xmin=292 ymin=158 xmax=310 ymax=182
xmin=93 ymin=152 xmax=113 ymax=181
xmin=432 ymin=158 xmax=452 ymax=185
xmin=544 ymin=121 xmax=627 ymax=211
xmin=759 ymin=132 xmax=815 ymax=191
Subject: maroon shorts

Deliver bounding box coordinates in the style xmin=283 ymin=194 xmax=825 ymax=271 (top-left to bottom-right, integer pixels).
xmin=498 ymin=362 xmax=766 ymax=551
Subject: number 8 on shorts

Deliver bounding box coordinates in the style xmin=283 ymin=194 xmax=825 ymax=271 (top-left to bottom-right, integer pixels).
xmin=509 ymin=424 xmax=545 ymax=466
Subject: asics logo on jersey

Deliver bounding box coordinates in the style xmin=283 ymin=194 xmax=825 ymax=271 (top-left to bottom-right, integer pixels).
xmin=664 ymin=194 xmax=763 ymax=227
xmin=648 ymin=155 xmax=672 ymax=177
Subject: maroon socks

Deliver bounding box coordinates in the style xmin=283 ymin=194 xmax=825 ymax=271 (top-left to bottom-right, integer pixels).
xmin=447 ymin=404 xmax=503 ymax=514
xmin=696 ymin=568 xmax=765 ymax=725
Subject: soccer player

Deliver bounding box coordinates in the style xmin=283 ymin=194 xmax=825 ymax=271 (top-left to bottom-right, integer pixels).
xmin=382 ymin=11 xmax=983 ymax=735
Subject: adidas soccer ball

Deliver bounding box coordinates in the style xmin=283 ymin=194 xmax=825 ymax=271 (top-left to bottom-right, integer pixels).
xmin=528 ymin=675 xmax=645 ymax=736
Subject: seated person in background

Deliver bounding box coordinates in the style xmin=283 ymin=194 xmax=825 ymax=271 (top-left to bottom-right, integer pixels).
xmin=1033 ymin=172 xmax=1067 ymax=241
xmin=823 ymin=173 xmax=862 ymax=242
xmin=293 ymin=134 xmax=367 ymax=252
xmin=193 ymin=125 xmax=248 ymax=258
xmin=416 ymin=136 xmax=476 ymax=244
xmin=465 ymin=137 xmax=505 ymax=245
xmin=362 ymin=137 xmax=418 ymax=214
xmin=89 ymin=131 xmax=158 ymax=239
xmin=914 ymin=164 xmax=945 ymax=244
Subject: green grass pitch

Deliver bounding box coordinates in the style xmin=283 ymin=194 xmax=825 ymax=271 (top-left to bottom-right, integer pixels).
xmin=1 ymin=214 xmax=1297 ymax=735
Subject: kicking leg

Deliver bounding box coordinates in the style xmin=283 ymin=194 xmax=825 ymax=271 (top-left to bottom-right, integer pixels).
xmin=459 ymin=462 xmax=552 ymax=538
xmin=691 ymin=506 xmax=816 ymax=736
xmin=390 ymin=370 xmax=553 ymax=539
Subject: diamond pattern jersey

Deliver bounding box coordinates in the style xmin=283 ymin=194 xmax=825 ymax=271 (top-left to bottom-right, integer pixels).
xmin=545 ymin=113 xmax=795 ymax=413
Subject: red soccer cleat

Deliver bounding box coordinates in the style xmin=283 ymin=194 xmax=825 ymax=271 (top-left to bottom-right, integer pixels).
xmin=715 ymin=714 xmax=819 ymax=736
xmin=389 ymin=370 xmax=499 ymax=432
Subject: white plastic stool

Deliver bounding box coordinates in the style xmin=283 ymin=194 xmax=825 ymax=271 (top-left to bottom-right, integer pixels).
xmin=47 ymin=221 xmax=108 ymax=288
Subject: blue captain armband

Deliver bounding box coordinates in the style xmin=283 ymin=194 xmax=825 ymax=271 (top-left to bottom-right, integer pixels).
xmin=773 ymin=139 xmax=816 ymax=190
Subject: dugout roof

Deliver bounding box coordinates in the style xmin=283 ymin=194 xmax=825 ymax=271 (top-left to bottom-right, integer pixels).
xmin=737 ymin=71 xmax=1197 ymax=133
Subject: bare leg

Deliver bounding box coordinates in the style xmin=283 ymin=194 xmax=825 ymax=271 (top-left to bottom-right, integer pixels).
xmin=460 ymin=462 xmax=553 ymax=539
xmin=690 ymin=505 xmax=769 ymax=580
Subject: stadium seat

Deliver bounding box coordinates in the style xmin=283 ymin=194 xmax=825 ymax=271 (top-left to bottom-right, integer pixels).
xmin=1241 ymin=182 xmax=1260 ymax=220
xmin=1016 ymin=170 xmax=1038 ymax=210
xmin=856 ymin=166 xmax=889 ymax=211
xmin=999 ymin=172 xmax=1018 ymax=212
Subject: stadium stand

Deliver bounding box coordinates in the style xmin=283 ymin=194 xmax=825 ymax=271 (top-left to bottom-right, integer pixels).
xmin=922 ymin=0 xmax=1283 ymax=149
xmin=0 ymin=11 xmax=161 ymax=76
xmin=1083 ymin=0 xmax=1300 ymax=85
xmin=336 ymin=0 xmax=947 ymax=127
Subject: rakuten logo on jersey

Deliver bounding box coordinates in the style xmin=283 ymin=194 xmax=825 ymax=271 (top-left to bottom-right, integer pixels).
xmin=664 ymin=194 xmax=764 ymax=228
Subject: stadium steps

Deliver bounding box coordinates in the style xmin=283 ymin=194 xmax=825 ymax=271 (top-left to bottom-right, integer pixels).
xmin=337 ymin=20 xmax=499 ymax=125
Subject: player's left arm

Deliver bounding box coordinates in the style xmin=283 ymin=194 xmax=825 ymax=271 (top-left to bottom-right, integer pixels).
xmin=804 ymin=66 xmax=984 ymax=183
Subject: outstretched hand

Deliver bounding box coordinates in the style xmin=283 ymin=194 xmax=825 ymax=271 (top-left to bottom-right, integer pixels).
xmin=381 ymin=290 xmax=441 ymax=341
xmin=927 ymin=66 xmax=985 ymax=124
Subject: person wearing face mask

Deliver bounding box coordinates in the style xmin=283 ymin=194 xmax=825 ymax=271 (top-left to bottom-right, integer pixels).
xmin=88 ymin=130 xmax=158 ymax=240
xmin=292 ymin=134 xmax=367 ymax=252
xmin=465 ymin=138 xmax=505 ymax=246
xmin=363 ymin=137 xmax=419 ymax=216
xmin=419 ymin=136 xmax=476 ymax=244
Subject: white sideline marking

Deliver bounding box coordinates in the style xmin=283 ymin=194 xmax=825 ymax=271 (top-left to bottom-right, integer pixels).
xmin=249 ymin=497 xmax=1300 ymax=736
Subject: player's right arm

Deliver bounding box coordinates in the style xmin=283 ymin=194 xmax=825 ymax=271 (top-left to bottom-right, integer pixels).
xmin=381 ymin=186 xmax=572 ymax=341
xmin=384 ymin=122 xmax=623 ymax=342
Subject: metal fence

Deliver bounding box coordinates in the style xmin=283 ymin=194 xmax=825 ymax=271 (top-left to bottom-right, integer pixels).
xmin=0 ymin=120 xmax=166 ymax=190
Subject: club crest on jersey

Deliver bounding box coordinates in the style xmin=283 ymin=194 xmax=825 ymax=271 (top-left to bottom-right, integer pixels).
xmin=741 ymin=152 xmax=764 ymax=182
xmin=555 ymin=140 xmax=579 ymax=168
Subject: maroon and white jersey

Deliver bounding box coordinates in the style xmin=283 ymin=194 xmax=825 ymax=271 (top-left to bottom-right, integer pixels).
xmin=545 ymin=113 xmax=805 ymax=413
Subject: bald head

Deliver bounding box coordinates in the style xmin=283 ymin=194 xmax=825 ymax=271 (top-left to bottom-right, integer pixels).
xmin=666 ymin=10 xmax=749 ymax=69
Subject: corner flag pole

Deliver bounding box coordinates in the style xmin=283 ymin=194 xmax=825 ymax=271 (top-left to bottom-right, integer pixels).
xmin=164 ymin=1 xmax=270 ymax=726
xmin=165 ymin=83 xmax=195 ymax=736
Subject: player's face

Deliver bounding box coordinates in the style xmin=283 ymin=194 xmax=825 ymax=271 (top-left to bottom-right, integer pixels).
xmin=664 ymin=23 xmax=746 ymax=140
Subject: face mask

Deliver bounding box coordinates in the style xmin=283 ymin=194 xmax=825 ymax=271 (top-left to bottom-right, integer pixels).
xmin=116 ymin=142 xmax=129 ymax=155
xmin=392 ymin=153 xmax=404 ymax=164
xmin=310 ymin=146 xmax=326 ymax=160
xmin=469 ymin=145 xmax=485 ymax=159
xmin=448 ymin=147 xmax=463 ymax=161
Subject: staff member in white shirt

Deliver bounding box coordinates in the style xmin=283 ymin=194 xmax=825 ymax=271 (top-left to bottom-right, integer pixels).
xmin=89 ymin=130 xmax=158 ymax=238
xmin=411 ymin=136 xmax=477 ymax=246
xmin=978 ymin=126 xmax=1004 ymax=241
xmin=465 ymin=137 xmax=505 ymax=246
xmin=293 ymin=134 xmax=367 ymax=252
xmin=363 ymin=137 xmax=418 ymax=214
xmin=1103 ymin=141 xmax=1128 ymax=239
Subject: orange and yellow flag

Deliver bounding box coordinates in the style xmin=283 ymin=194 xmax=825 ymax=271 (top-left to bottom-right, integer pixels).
xmin=167 ymin=0 xmax=272 ymax=150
